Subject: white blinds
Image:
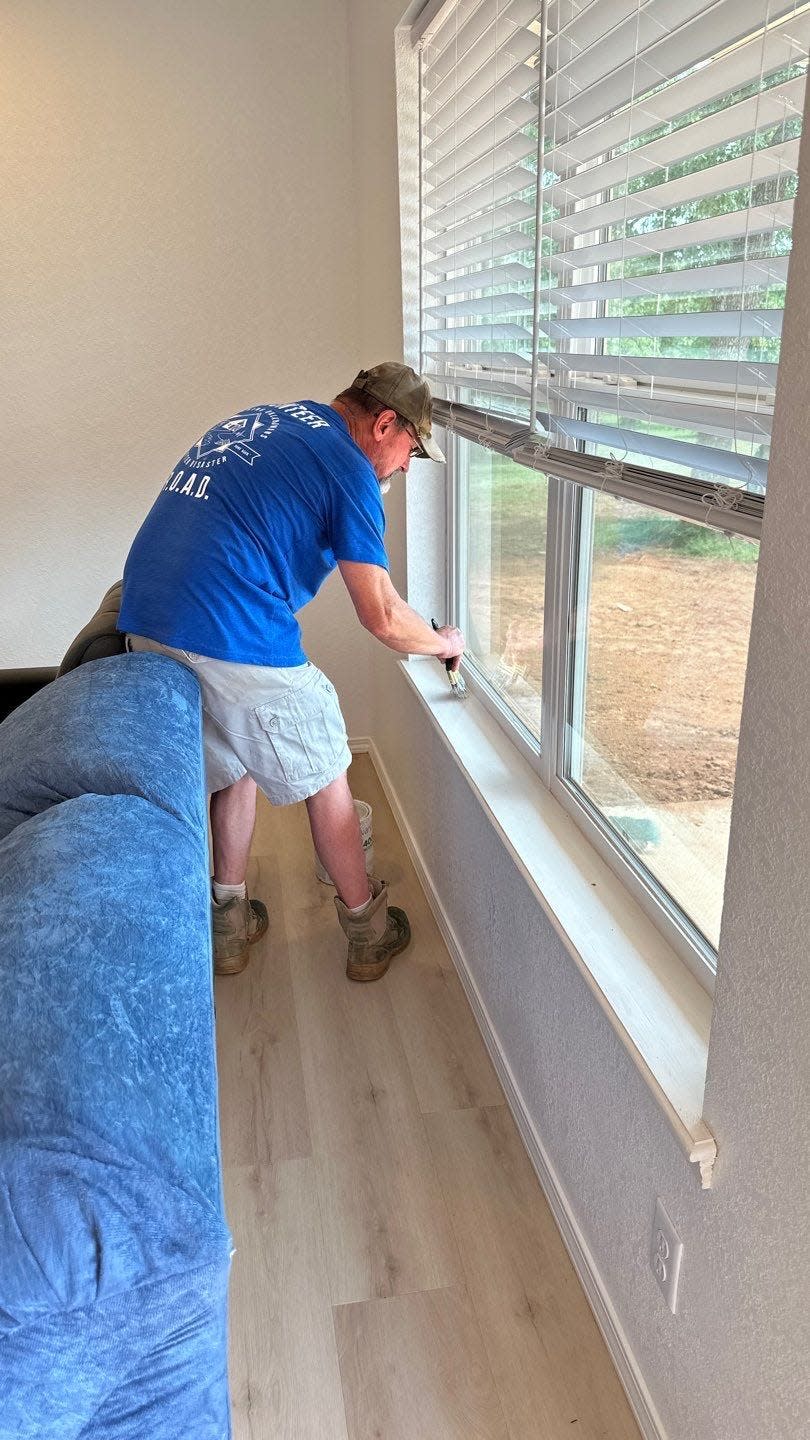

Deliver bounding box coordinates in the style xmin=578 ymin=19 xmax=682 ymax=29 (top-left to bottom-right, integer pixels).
xmin=417 ymin=0 xmax=810 ymax=493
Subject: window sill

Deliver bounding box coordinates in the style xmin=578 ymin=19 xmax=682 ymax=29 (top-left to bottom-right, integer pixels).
xmin=400 ymin=657 xmax=717 ymax=1188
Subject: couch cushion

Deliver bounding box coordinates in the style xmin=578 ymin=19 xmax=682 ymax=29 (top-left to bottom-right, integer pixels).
xmin=0 ymin=1137 xmax=230 ymax=1332
xmin=0 ymin=654 xmax=205 ymax=842
xmin=0 ymin=793 xmax=230 ymax=1319
xmin=0 ymin=787 xmax=226 ymax=1224
xmin=0 ymin=1261 xmax=231 ymax=1440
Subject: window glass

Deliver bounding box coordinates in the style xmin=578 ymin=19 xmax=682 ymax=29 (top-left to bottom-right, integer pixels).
xmin=565 ymin=492 xmax=758 ymax=949
xmin=460 ymin=438 xmax=547 ymax=743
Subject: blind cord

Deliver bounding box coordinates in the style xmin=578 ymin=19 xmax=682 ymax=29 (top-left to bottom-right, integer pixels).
xmin=528 ymin=0 xmax=550 ymax=435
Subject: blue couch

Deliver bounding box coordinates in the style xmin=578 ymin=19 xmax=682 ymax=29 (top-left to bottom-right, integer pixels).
xmin=0 ymin=655 xmax=232 ymax=1438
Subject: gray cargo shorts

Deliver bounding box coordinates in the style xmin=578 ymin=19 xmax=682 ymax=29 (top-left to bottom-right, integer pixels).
xmin=126 ymin=635 xmax=352 ymax=804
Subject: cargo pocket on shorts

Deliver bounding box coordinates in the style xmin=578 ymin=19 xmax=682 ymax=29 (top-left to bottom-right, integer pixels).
xmin=255 ymin=674 xmax=345 ymax=784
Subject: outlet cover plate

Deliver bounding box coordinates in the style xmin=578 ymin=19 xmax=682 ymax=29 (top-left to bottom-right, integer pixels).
xmin=651 ymin=1197 xmax=683 ymax=1314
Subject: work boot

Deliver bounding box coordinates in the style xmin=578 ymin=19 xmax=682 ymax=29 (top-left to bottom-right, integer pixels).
xmin=212 ymin=894 xmax=269 ymax=976
xmin=334 ymin=878 xmax=411 ymax=983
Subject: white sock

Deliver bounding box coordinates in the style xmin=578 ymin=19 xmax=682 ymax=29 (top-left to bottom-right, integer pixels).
xmin=213 ymin=880 xmax=247 ymax=906
xmin=346 ymin=888 xmax=374 ymax=917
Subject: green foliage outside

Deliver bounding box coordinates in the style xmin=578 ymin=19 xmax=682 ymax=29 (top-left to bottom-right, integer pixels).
xmin=466 ymin=448 xmax=757 ymax=563
xmin=591 ymin=510 xmax=758 ymax=562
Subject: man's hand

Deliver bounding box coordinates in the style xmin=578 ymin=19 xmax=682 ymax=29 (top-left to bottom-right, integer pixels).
xmin=432 ymin=624 xmax=465 ymax=671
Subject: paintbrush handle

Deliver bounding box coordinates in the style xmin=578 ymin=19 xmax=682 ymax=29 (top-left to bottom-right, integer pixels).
xmin=431 ymin=619 xmax=467 ymax=699
xmin=431 ymin=618 xmax=454 ymax=674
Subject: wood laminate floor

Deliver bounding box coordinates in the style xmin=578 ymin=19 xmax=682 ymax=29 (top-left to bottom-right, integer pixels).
xmin=216 ymin=753 xmax=642 ymax=1440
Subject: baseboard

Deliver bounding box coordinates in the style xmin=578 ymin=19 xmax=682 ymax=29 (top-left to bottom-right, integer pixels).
xmin=357 ymin=734 xmax=668 ymax=1440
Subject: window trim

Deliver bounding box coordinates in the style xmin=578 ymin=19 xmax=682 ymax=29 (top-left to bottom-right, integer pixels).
xmin=397 ymin=651 xmax=718 ymax=1188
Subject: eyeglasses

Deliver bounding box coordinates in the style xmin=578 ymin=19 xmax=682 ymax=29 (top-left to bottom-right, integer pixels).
xmin=403 ymin=421 xmax=422 ymax=458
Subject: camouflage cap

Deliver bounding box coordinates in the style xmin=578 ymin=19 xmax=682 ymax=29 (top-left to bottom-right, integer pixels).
xmin=351 ymin=362 xmax=445 ymax=463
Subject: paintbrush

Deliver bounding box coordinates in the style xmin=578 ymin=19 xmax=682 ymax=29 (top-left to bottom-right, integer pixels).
xmin=431 ymin=619 xmax=468 ymax=699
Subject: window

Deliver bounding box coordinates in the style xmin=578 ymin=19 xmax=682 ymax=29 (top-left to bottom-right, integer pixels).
xmin=564 ymin=492 xmax=758 ymax=954
xmin=457 ymin=438 xmax=547 ymax=746
xmin=413 ymin=0 xmax=808 ymax=983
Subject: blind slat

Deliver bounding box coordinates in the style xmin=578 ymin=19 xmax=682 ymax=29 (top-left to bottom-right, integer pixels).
xmin=426 ymin=261 xmax=534 ymax=297
xmin=424 ymin=27 xmax=539 ymax=124
xmin=545 ymin=0 xmax=648 ymax=54
xmin=544 ymin=353 xmax=779 ymax=387
xmin=424 ymin=229 xmax=534 ymax=273
xmin=423 ymin=200 xmax=535 ymax=253
xmin=426 ymin=349 xmax=532 ymax=369
xmin=425 ymin=321 xmax=534 ymax=340
xmin=547 ymin=201 xmax=795 ymax=273
xmin=539 ymin=308 xmax=783 ymax=340
xmin=537 ymin=412 xmax=769 ymax=485
xmin=545 ymin=0 xmax=712 ymax=100
xmin=426 ymin=290 xmax=533 ymax=319
xmin=544 ymin=139 xmax=801 ymax=245
xmin=425 ymin=74 xmax=537 ymax=147
xmin=546 ymin=384 xmax=773 ymax=436
xmin=425 ymin=371 xmax=533 ymax=400
xmin=428 ymin=350 xmax=779 ymax=388
xmin=548 ymin=257 xmax=790 ymax=306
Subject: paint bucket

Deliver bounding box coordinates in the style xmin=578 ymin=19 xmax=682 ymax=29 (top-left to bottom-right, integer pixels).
xmin=314 ymin=799 xmax=374 ymax=885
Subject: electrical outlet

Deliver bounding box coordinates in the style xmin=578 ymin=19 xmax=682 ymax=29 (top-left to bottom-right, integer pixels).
xmin=650 ymin=1197 xmax=683 ymax=1314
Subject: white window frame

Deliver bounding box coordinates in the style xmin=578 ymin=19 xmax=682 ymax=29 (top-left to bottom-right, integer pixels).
xmin=447 ymin=429 xmax=762 ymax=992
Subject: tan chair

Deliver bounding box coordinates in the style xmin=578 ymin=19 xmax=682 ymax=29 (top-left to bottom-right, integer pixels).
xmin=58 ymin=581 xmax=125 ymax=676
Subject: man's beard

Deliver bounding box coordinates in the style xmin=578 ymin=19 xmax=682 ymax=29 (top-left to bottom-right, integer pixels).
xmin=379 ymin=464 xmax=406 ymax=495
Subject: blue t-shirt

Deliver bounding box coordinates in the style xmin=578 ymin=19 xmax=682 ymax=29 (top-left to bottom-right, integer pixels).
xmin=119 ymin=401 xmax=389 ymax=666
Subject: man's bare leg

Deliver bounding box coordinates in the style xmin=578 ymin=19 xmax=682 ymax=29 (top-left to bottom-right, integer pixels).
xmin=210 ymin=773 xmax=258 ymax=886
xmin=209 ymin=774 xmax=266 ymax=976
xmin=306 ymin=773 xmax=371 ymax=908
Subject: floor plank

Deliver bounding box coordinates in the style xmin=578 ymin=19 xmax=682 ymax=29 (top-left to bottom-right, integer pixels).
xmin=225 ymin=1159 xmax=349 ymax=1440
xmin=388 ymin=959 xmax=504 ymax=1116
xmin=425 ymin=1105 xmax=642 ymax=1440
xmin=334 ymin=1287 xmax=510 ymax=1440
xmin=343 ymin=756 xmax=504 ymax=1115
xmin=215 ymin=854 xmax=310 ymax=1167
xmin=268 ymin=798 xmax=464 ymax=1306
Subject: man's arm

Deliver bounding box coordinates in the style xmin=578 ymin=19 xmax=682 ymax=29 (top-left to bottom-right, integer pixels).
xmin=338 ymin=560 xmax=464 ymax=669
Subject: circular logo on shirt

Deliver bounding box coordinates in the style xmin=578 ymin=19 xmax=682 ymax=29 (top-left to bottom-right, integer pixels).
xmin=187 ymin=409 xmax=278 ymax=470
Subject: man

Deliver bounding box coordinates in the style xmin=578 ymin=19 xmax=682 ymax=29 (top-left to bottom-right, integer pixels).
xmin=118 ymin=363 xmax=465 ymax=980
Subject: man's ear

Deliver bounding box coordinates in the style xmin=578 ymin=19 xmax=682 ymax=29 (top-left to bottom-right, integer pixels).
xmin=371 ymin=407 xmax=399 ymax=442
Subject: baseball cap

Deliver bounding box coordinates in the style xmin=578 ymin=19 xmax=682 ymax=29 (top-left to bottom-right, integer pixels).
xmin=351 ymin=362 xmax=445 ymax=464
